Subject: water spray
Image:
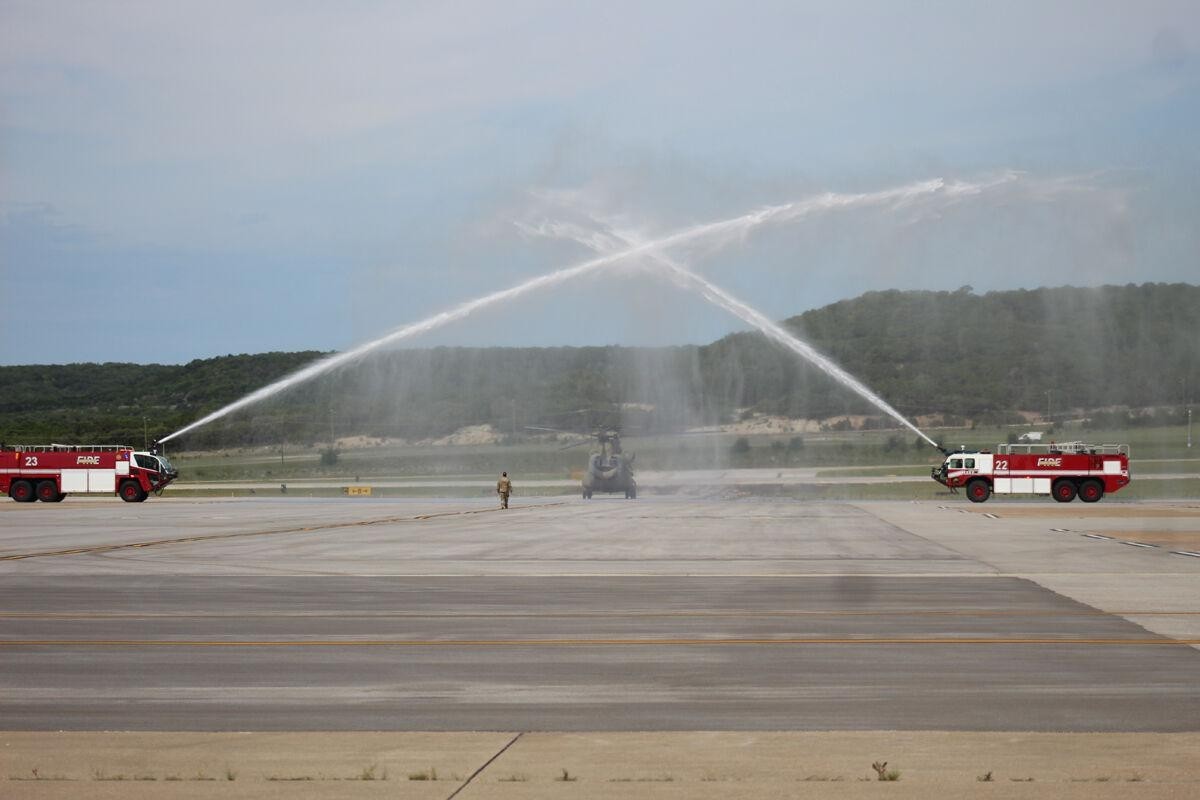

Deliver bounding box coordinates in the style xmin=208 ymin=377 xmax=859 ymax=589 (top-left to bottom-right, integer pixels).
xmin=161 ymin=174 xmax=1017 ymax=444
xmin=535 ymin=220 xmax=944 ymax=450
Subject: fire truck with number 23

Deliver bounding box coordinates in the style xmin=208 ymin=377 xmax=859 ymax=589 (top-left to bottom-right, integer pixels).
xmin=931 ymin=441 xmax=1130 ymax=503
xmin=2 ymin=445 xmax=178 ymax=503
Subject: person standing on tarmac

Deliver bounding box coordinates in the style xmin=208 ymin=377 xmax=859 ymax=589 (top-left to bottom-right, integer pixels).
xmin=497 ymin=471 xmax=512 ymax=509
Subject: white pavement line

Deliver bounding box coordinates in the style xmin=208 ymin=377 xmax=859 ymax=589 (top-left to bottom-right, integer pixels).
xmin=1171 ymin=550 xmax=1200 ymax=558
xmin=1050 ymin=528 xmax=1072 ymax=532
xmin=984 ymin=513 xmax=999 ymax=519
xmin=1083 ymin=534 xmax=1113 ymax=540
xmin=1120 ymin=541 xmax=1157 ymax=549
xmin=445 ymin=732 xmax=523 ymax=800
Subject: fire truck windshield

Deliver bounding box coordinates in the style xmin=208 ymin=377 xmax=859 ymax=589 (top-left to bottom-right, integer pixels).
xmin=134 ymin=453 xmax=176 ymax=475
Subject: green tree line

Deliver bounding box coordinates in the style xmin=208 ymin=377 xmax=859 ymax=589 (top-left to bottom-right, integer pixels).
xmin=2 ymin=283 xmax=1196 ymax=449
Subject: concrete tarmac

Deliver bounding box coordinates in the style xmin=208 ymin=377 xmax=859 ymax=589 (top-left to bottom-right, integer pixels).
xmin=1 ymin=497 xmax=1198 ymax=732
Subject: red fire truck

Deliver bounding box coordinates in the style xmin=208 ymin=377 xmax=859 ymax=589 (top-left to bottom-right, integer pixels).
xmin=2 ymin=445 xmax=178 ymax=503
xmin=931 ymin=441 xmax=1130 ymax=503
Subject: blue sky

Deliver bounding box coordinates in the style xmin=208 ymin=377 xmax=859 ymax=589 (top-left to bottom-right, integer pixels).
xmin=2 ymin=1 xmax=1197 ymax=365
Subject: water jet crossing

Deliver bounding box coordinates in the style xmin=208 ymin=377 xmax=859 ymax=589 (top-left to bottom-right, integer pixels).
xmin=534 ymin=220 xmax=941 ymax=449
xmin=162 ymin=174 xmax=1016 ymax=443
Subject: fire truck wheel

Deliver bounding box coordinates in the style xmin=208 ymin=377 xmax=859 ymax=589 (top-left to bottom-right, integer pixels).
xmin=966 ymin=478 xmax=991 ymax=503
xmin=1052 ymin=479 xmax=1077 ymax=503
xmin=10 ymin=480 xmax=35 ymax=503
xmin=119 ymin=480 xmax=147 ymax=503
xmin=1078 ymin=479 xmax=1104 ymax=503
xmin=35 ymin=480 xmax=60 ymax=503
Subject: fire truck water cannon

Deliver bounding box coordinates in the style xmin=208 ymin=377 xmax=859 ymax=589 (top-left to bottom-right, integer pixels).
xmin=931 ymin=441 xmax=1131 ymax=503
xmin=2 ymin=444 xmax=179 ymax=503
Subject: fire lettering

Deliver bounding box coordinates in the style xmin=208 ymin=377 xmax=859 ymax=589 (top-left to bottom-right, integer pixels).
xmin=1036 ymin=458 xmax=1062 ymax=467
xmin=76 ymin=456 xmax=101 ymax=465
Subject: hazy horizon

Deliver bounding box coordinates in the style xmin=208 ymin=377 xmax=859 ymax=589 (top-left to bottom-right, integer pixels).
xmin=3 ymin=2 xmax=1198 ymax=365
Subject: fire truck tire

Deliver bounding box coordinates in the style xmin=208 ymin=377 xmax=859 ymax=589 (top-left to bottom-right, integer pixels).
xmin=1078 ymin=479 xmax=1104 ymax=503
xmin=1052 ymin=479 xmax=1077 ymax=503
xmin=966 ymin=478 xmax=991 ymax=503
xmin=35 ymin=480 xmax=60 ymax=503
xmin=119 ymin=480 xmax=147 ymax=503
xmin=10 ymin=480 xmax=35 ymax=503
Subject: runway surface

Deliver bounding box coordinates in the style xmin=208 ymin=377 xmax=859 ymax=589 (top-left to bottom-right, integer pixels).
xmin=1 ymin=497 xmax=1198 ymax=731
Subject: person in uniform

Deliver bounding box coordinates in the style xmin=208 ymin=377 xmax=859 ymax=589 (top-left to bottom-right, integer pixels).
xmin=497 ymin=471 xmax=512 ymax=509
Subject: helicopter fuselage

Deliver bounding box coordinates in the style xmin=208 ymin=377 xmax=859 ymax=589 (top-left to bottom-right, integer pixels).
xmin=582 ymin=452 xmax=636 ymax=497
xmin=581 ymin=434 xmax=637 ymax=499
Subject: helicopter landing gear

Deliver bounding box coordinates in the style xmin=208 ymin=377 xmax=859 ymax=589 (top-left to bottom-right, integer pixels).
xmin=583 ymin=489 xmax=593 ymax=499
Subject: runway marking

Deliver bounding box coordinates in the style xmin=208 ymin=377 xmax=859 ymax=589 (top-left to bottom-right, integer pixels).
xmin=1120 ymin=541 xmax=1158 ymax=549
xmin=983 ymin=513 xmax=999 ymax=519
xmin=0 ymin=502 xmax=567 ymax=562
xmin=3 ymin=637 xmax=1199 ymax=647
xmin=1083 ymin=533 xmax=1113 ymax=540
xmin=1172 ymin=550 xmax=1200 ymax=558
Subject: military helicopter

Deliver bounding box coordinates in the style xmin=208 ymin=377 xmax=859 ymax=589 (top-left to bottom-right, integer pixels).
xmin=528 ymin=425 xmax=638 ymax=499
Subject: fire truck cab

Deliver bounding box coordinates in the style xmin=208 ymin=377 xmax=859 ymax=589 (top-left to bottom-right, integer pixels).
xmin=2 ymin=444 xmax=178 ymax=503
xmin=932 ymin=441 xmax=1130 ymax=503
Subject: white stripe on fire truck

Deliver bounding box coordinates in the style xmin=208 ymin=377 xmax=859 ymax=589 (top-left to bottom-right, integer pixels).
xmin=947 ymin=470 xmax=1125 ymax=477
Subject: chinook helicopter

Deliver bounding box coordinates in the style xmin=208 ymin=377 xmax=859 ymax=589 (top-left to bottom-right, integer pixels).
xmin=529 ymin=425 xmax=638 ymax=499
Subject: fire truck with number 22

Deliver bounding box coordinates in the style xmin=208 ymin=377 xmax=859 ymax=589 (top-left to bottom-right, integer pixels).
xmin=931 ymin=441 xmax=1130 ymax=503
xmin=2 ymin=445 xmax=178 ymax=503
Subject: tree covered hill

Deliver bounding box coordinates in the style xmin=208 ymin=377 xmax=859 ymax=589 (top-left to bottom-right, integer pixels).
xmin=2 ymin=283 xmax=1196 ymax=449
xmin=739 ymin=282 xmax=1199 ymax=418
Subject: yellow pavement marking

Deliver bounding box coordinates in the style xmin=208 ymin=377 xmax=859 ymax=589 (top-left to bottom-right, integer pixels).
xmin=2 ymin=637 xmax=1198 ymax=647
xmin=1 ymin=609 xmax=1198 ymax=620
xmin=0 ymin=502 xmax=566 ymax=562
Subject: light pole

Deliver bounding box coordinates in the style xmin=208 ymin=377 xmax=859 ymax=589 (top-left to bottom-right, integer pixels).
xmin=1181 ymin=378 xmax=1191 ymax=449
xmin=143 ymin=417 xmax=148 ymax=451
